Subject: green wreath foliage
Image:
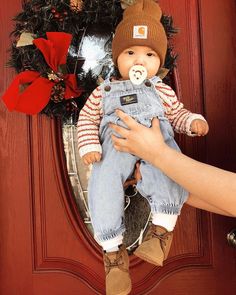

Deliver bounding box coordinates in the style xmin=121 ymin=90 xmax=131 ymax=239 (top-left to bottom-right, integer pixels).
xmin=8 ymin=0 xmax=177 ymax=123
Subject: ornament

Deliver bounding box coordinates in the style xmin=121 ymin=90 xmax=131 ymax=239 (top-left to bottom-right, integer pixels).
xmin=16 ymin=32 xmax=35 ymax=47
xmin=70 ymin=0 xmax=83 ymax=11
xmin=47 ymin=71 xmax=63 ymax=83
xmin=51 ymin=82 xmax=66 ymax=103
xmin=157 ymin=68 xmax=170 ymax=80
xmin=120 ymin=0 xmax=136 ymax=9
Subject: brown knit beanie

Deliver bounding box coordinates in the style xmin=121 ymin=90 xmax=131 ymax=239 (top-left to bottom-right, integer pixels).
xmin=112 ymin=0 xmax=167 ymax=66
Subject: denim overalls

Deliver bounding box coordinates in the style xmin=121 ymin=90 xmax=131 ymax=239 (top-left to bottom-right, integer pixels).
xmin=88 ymin=77 xmax=188 ymax=243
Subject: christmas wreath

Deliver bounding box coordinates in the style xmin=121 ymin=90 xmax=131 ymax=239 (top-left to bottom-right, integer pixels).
xmin=2 ymin=0 xmax=177 ymax=124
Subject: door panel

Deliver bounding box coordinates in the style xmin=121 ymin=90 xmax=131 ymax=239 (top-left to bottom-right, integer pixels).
xmin=0 ymin=1 xmax=235 ymax=294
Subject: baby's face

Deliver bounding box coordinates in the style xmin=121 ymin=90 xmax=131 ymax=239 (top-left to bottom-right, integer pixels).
xmin=117 ymin=46 xmax=161 ymax=80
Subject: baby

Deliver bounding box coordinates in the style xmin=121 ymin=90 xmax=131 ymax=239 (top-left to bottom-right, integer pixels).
xmin=77 ymin=1 xmax=209 ymax=294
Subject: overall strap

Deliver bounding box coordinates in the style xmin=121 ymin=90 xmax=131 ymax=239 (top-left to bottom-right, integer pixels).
xmin=150 ymin=75 xmax=162 ymax=85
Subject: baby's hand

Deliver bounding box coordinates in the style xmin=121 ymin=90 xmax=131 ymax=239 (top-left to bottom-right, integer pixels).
xmin=82 ymin=152 xmax=102 ymax=165
xmin=190 ymin=119 xmax=209 ymax=136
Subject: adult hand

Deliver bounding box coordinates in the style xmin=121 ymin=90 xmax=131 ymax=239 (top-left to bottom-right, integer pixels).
xmin=110 ymin=111 xmax=236 ymax=217
xmin=110 ymin=110 xmax=167 ymax=164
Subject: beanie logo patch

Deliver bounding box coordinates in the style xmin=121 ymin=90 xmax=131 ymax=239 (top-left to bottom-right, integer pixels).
xmin=133 ymin=26 xmax=148 ymax=39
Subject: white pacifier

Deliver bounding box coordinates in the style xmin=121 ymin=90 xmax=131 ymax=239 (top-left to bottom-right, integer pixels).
xmin=129 ymin=65 xmax=147 ymax=85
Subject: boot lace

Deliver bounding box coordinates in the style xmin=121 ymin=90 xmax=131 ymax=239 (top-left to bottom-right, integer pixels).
xmin=151 ymin=226 xmax=172 ymax=247
xmin=104 ymin=252 xmax=124 ymax=273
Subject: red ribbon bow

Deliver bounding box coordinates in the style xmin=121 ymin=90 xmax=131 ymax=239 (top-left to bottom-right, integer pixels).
xmin=2 ymin=32 xmax=83 ymax=115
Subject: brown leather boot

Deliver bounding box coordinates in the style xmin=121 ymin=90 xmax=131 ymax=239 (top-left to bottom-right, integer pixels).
xmin=103 ymin=245 xmax=132 ymax=295
xmin=134 ymin=225 xmax=173 ymax=266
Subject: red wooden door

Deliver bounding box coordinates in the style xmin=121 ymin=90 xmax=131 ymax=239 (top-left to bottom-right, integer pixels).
xmin=1 ymin=1 xmax=236 ymax=294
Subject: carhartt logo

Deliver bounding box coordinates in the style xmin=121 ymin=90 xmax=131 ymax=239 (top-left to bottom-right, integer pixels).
xmin=133 ymin=25 xmax=148 ymax=39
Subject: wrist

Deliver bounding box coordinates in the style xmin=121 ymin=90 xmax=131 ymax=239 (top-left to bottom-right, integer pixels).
xmin=152 ymin=144 xmax=174 ymax=170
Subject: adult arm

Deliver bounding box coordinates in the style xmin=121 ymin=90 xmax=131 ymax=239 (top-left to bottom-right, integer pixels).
xmin=110 ymin=110 xmax=236 ymax=216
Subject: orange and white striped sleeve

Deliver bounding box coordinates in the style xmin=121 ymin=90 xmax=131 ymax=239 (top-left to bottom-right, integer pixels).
xmin=155 ymin=82 xmax=206 ymax=136
xmin=77 ymin=87 xmax=103 ymax=157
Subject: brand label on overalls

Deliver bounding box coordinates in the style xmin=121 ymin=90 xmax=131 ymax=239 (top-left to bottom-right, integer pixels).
xmin=120 ymin=94 xmax=138 ymax=106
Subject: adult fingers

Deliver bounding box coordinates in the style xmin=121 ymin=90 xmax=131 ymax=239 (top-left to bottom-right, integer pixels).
xmin=151 ymin=117 xmax=161 ymax=130
xmin=111 ymin=134 xmax=130 ymax=152
xmin=109 ymin=123 xmax=129 ymax=138
xmin=115 ymin=109 xmax=139 ymax=129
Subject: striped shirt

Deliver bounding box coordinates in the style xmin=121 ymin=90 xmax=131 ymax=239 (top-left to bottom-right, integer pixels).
xmin=77 ymin=82 xmax=205 ymax=157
